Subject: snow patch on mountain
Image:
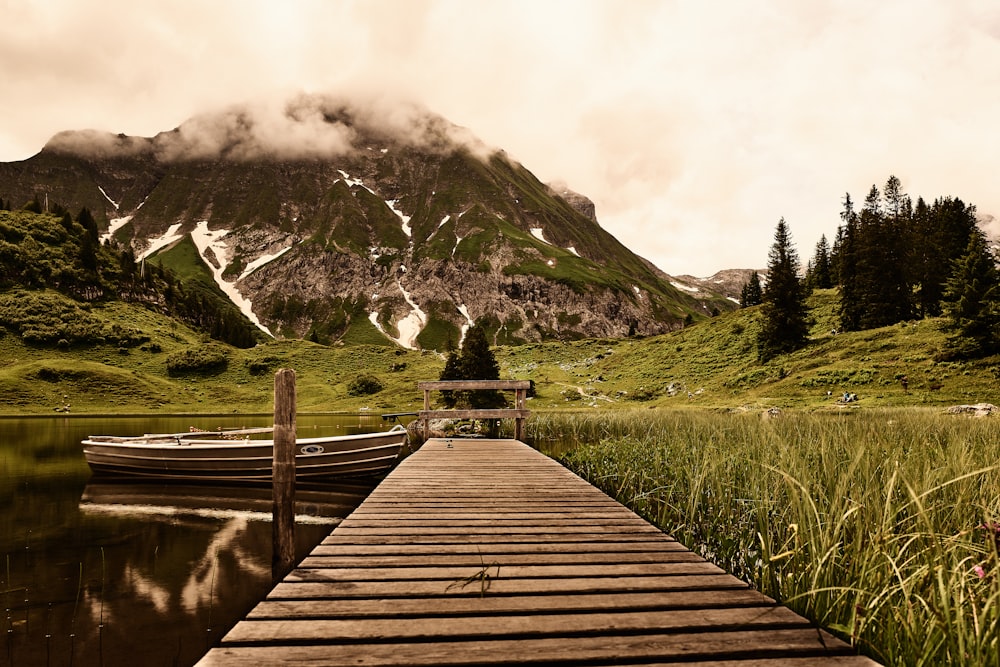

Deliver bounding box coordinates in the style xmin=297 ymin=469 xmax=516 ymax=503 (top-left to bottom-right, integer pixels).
xmin=566 ymin=246 xmax=580 ymax=257
xmin=98 ymin=186 xmax=118 ymax=210
xmin=139 ymin=223 xmax=184 ymax=260
xmin=238 ymin=244 xmax=294 ymax=281
xmin=394 ymin=281 xmax=426 ymax=349
xmin=386 ymin=199 xmax=411 ymax=237
xmin=427 ymin=214 xmax=451 ymax=242
xmin=369 ymin=279 xmax=426 ymax=349
xmin=189 ymin=221 xmax=273 ymax=337
xmin=530 ymin=227 xmax=549 ymax=244
xmin=457 ymin=303 xmax=474 ymax=344
xmin=101 ymin=216 xmax=133 ymax=244
xmin=337 ymin=169 xmax=370 ymax=192
xmin=670 ymin=281 xmax=700 ymax=293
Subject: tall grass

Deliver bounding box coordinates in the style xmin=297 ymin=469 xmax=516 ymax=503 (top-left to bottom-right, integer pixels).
xmin=531 ymin=409 xmax=1000 ymax=666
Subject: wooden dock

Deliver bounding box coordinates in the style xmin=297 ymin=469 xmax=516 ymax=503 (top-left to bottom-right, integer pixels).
xmin=198 ymin=438 xmax=878 ymax=666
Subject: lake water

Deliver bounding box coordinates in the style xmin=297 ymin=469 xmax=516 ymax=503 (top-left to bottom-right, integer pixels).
xmin=0 ymin=413 xmax=401 ymax=667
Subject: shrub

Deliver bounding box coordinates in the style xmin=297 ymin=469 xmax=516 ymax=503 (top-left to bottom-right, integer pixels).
xmin=561 ymin=389 xmax=583 ymax=401
xmin=347 ymin=374 xmax=384 ymax=396
xmin=246 ymin=356 xmax=279 ymax=375
xmin=165 ymin=345 xmax=228 ymax=375
xmin=627 ymin=386 xmax=657 ymax=401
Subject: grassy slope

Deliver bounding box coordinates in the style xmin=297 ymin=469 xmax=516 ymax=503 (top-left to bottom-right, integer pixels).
xmin=0 ymin=288 xmax=997 ymax=415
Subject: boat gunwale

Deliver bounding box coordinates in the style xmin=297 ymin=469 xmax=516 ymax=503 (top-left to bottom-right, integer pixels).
xmin=81 ymin=434 xmax=406 ymax=452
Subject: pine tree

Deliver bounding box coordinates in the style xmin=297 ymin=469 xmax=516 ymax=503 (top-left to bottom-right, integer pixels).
xmin=830 ymin=193 xmax=854 ymax=285
xmin=911 ymin=196 xmax=979 ymax=317
xmin=806 ymin=235 xmax=833 ymax=289
xmin=76 ymin=207 xmax=99 ymax=243
xmin=437 ymin=323 xmax=505 ymax=408
xmin=79 ymin=230 xmax=99 ymax=273
xmin=739 ymin=272 xmax=763 ymax=307
xmin=879 ymin=176 xmax=914 ymax=323
xmin=438 ymin=337 xmax=463 ymax=408
xmin=459 ymin=322 xmax=505 ymax=408
xmin=838 ymin=182 xmax=912 ymax=330
xmin=941 ymin=231 xmax=1000 ymax=358
xmin=910 ymin=196 xmax=936 ymax=317
xmin=837 ymin=194 xmax=863 ymax=330
xmin=882 ymin=175 xmax=911 ymax=222
xmin=854 ymin=185 xmax=889 ymax=328
xmin=757 ymin=218 xmax=809 ymax=361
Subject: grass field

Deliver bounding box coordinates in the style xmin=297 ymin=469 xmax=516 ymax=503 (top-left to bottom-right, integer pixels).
xmin=530 ymin=409 xmax=1000 ymax=666
xmin=1 ymin=287 xmax=997 ymax=415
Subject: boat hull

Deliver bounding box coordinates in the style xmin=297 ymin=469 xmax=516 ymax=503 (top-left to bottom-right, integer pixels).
xmin=82 ymin=429 xmax=408 ymax=482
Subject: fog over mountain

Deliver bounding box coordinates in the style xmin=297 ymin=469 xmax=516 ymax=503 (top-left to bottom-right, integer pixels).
xmin=45 ymin=94 xmax=493 ymax=163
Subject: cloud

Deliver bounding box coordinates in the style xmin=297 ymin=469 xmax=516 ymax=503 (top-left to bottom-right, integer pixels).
xmin=164 ymin=92 xmax=499 ymax=161
xmin=42 ymin=91 xmax=497 ymax=164
xmin=45 ymin=130 xmax=153 ymax=158
xmin=153 ymin=98 xmax=357 ymax=161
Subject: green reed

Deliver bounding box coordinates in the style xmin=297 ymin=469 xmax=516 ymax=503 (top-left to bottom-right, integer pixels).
xmin=532 ymin=408 xmax=1000 ymax=666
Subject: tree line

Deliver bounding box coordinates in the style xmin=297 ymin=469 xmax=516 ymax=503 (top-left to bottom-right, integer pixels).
xmin=747 ymin=175 xmax=998 ymax=361
xmin=0 ymin=199 xmax=260 ymax=348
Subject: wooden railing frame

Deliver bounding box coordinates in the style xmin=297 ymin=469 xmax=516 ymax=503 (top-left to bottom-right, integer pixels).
xmin=418 ymin=380 xmax=531 ymax=441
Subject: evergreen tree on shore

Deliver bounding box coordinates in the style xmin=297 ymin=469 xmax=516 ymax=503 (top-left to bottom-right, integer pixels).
xmin=757 ymin=218 xmax=809 ymax=361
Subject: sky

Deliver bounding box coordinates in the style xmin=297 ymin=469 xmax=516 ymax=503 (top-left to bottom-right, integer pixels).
xmin=3 ymin=0 xmax=1000 ymax=277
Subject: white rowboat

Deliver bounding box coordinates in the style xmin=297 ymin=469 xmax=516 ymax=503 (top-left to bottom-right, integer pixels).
xmin=82 ymin=425 xmax=408 ymax=481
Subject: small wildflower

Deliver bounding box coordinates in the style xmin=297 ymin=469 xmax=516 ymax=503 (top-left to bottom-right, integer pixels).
xmin=974 ymin=564 xmax=986 ymax=579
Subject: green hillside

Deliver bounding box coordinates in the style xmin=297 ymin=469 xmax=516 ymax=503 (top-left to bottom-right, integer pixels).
xmin=1 ymin=286 xmax=996 ymax=415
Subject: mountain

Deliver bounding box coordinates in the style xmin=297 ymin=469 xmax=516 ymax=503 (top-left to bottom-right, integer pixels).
xmin=671 ymin=269 xmax=766 ymax=304
xmin=0 ymin=94 xmax=735 ymax=349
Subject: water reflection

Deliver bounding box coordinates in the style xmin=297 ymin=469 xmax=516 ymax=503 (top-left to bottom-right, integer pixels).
xmin=0 ymin=415 xmax=385 ymax=667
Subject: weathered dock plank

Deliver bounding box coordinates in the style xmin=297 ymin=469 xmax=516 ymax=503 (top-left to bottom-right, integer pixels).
xmin=198 ymin=438 xmax=878 ymax=666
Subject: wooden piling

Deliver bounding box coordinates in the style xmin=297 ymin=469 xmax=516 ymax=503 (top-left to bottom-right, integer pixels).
xmin=272 ymin=368 xmax=296 ymax=580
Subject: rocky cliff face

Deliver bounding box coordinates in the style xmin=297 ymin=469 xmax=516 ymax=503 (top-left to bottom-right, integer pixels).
xmin=0 ymin=94 xmax=735 ymax=348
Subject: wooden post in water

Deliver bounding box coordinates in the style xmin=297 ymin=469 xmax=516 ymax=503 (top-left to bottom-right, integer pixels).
xmin=272 ymin=369 xmax=296 ymax=580
xmin=422 ymin=386 xmax=431 ymax=440
xmin=515 ymin=385 xmax=526 ymax=441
